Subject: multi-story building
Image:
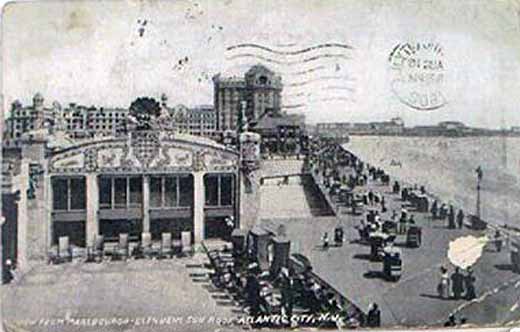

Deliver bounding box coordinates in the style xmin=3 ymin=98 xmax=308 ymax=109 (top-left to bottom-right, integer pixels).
xmin=185 ymin=105 xmax=217 ymax=137
xmin=4 ymin=93 xmax=55 ymax=140
xmin=316 ymin=117 xmax=405 ymax=137
xmin=253 ymin=109 xmax=306 ymax=156
xmin=169 ymin=104 xmax=217 ymax=138
xmin=5 ymin=94 xmax=218 ymax=142
xmin=213 ymin=64 xmax=282 ymax=131
xmin=61 ymin=104 xmax=128 ymax=138
xmin=5 ymin=95 xmax=129 ymax=141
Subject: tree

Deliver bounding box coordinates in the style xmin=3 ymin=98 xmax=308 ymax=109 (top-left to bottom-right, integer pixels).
xmin=128 ymin=97 xmax=161 ymax=130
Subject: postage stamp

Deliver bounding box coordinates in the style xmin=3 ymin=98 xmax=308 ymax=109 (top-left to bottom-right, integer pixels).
xmin=388 ymin=42 xmax=447 ymax=111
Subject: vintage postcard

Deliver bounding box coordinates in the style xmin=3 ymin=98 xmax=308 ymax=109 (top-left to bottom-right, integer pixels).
xmin=1 ymin=0 xmax=520 ymax=331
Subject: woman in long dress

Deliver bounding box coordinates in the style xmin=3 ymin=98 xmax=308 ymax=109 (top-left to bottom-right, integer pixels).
xmin=438 ymin=266 xmax=450 ymax=299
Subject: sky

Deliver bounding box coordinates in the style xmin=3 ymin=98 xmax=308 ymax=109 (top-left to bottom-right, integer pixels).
xmin=3 ymin=0 xmax=520 ymax=128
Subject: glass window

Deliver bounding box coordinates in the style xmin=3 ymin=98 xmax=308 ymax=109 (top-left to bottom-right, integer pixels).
xmin=164 ymin=177 xmax=178 ymax=207
xmin=52 ymin=178 xmax=68 ymax=210
xmin=99 ymin=177 xmax=112 ymax=207
xmin=204 ymin=175 xmax=219 ymax=206
xmin=70 ymin=177 xmax=86 ymax=210
xmin=179 ymin=175 xmax=193 ymax=207
xmin=220 ymin=175 xmax=234 ymax=206
xmin=150 ymin=177 xmax=162 ymax=207
xmin=129 ymin=177 xmax=142 ymax=205
xmin=114 ymin=177 xmax=127 ymax=207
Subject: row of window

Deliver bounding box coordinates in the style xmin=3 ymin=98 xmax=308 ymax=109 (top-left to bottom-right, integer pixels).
xmin=52 ymin=174 xmax=235 ymax=211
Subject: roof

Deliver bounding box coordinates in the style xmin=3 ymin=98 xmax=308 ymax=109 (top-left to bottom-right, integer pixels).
xmin=253 ymin=112 xmax=304 ymax=131
xmin=246 ymin=64 xmax=274 ymax=76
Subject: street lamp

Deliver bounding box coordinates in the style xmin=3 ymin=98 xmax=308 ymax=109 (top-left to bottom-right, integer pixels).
xmin=475 ymin=166 xmax=483 ymax=220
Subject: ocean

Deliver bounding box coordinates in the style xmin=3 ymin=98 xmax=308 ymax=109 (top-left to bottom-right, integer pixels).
xmin=344 ymin=136 xmax=520 ymax=229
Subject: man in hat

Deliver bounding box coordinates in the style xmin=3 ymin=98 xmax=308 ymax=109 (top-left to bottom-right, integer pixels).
xmin=451 ymin=267 xmax=465 ymax=300
xmin=431 ymin=200 xmax=438 ymax=219
xmin=245 ymin=273 xmax=261 ymax=316
xmin=494 ymin=230 xmax=503 ymax=252
xmin=440 ymin=203 xmax=447 ymax=220
xmin=381 ymin=196 xmax=387 ymax=213
xmin=367 ymin=303 xmax=381 ymax=327
xmin=448 ymin=205 xmax=456 ymax=229
xmin=464 ymin=269 xmax=476 ymax=300
xmin=457 ymin=209 xmax=465 ymax=229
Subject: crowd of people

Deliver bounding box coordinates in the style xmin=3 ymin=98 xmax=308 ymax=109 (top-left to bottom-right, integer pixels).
xmin=206 ymin=241 xmax=366 ymax=329
xmin=255 ymin=137 xmax=520 ymax=329
xmin=430 ymin=200 xmax=465 ymax=229
xmin=437 ymin=266 xmax=477 ymax=300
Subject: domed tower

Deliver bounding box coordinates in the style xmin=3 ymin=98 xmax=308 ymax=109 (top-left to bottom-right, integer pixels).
xmin=244 ymin=64 xmax=282 ymax=121
xmin=33 ymin=93 xmax=44 ymax=111
xmin=11 ymin=99 xmax=22 ymax=110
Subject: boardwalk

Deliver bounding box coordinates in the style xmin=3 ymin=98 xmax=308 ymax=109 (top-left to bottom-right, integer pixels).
xmin=257 ymin=149 xmax=520 ymax=328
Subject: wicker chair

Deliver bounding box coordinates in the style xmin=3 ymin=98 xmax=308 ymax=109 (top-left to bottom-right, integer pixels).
xmin=114 ymin=233 xmax=129 ymax=260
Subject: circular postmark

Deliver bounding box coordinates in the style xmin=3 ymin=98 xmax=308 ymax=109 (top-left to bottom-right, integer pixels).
xmin=388 ymin=42 xmax=447 ymax=111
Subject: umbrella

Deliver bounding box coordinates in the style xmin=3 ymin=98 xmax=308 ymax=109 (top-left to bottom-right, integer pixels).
xmin=448 ymin=235 xmax=489 ymax=269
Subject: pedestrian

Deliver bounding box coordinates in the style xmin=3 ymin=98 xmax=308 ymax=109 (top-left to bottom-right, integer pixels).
xmin=444 ymin=314 xmax=457 ymax=327
xmin=393 ymin=181 xmax=400 ymax=194
xmin=4 ymin=259 xmax=13 ymax=283
xmin=399 ymin=213 xmax=407 ymax=234
xmin=457 ymin=209 xmax=464 ymax=229
xmin=322 ymin=232 xmax=329 ymax=250
xmin=368 ymin=191 xmax=374 ymax=205
xmin=401 ymin=207 xmax=408 ymax=220
xmin=245 ymin=274 xmax=261 ymax=316
xmin=495 ymin=230 xmax=502 ymax=252
xmin=374 ymin=193 xmax=380 ymax=204
xmin=401 ymin=188 xmax=408 ymax=201
xmin=408 ymin=214 xmax=416 ymax=225
xmin=367 ymin=303 xmax=381 ymax=327
xmin=451 ymin=267 xmax=465 ymax=300
xmin=440 ymin=203 xmax=447 ymax=220
xmin=437 ymin=266 xmax=450 ymax=299
xmin=431 ymin=200 xmax=438 ymax=219
xmin=381 ymin=196 xmax=387 ymax=213
xmin=279 ymin=268 xmax=294 ymax=318
xmin=464 ymin=268 xmax=476 ymax=300
xmin=448 ymin=205 xmax=456 ymax=229
xmin=334 ymin=226 xmax=344 ymax=246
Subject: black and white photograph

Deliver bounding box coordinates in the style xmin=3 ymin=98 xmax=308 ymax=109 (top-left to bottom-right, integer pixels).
xmin=1 ymin=0 xmax=520 ymax=331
